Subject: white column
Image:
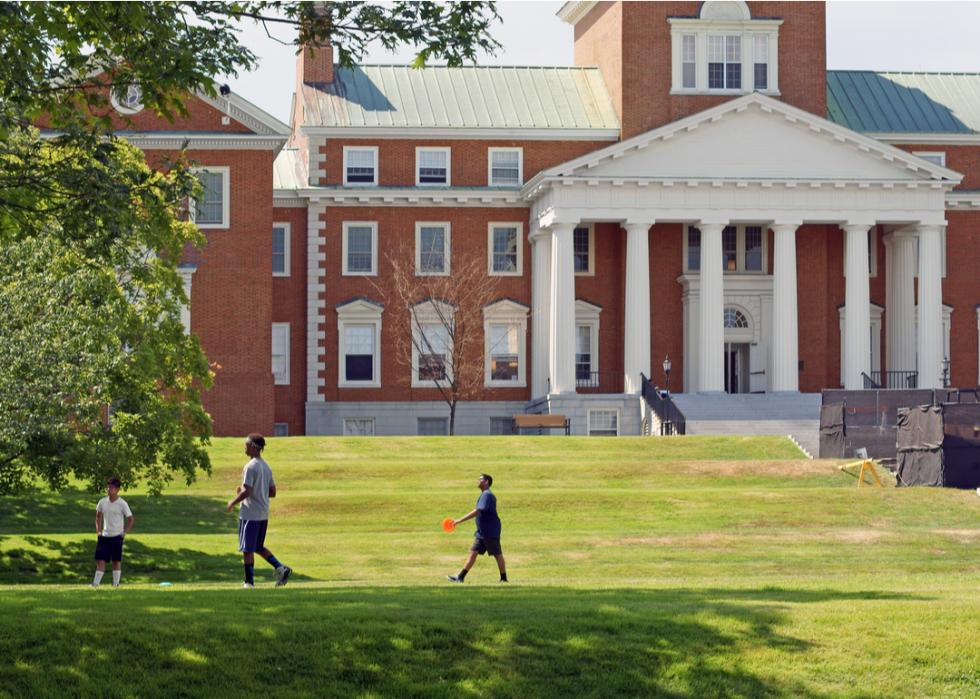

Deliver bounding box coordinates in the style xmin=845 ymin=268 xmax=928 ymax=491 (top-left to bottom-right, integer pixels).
xmin=530 ymin=226 xmax=553 ymax=398
xmin=843 ymin=224 xmax=872 ymax=390
xmin=550 ymin=223 xmax=577 ymax=394
xmin=624 ymin=223 xmax=653 ymax=394
xmin=699 ymin=223 xmax=725 ymax=392
xmin=884 ymin=231 xmax=917 ymax=376
xmin=917 ymin=224 xmax=945 ymax=389
xmin=771 ymin=223 xmax=799 ymax=392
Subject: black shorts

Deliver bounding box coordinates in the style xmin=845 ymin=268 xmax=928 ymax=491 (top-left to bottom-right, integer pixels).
xmin=470 ymin=537 xmax=502 ymax=556
xmin=238 ymin=518 xmax=268 ymax=553
xmin=94 ymin=535 xmax=124 ymax=562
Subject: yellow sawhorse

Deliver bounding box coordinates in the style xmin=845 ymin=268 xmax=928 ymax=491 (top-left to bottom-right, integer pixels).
xmin=839 ymin=459 xmax=883 ymax=487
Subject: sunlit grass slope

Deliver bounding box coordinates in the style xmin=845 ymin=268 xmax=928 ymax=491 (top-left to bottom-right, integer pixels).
xmin=3 ymin=436 xmax=980 ymax=698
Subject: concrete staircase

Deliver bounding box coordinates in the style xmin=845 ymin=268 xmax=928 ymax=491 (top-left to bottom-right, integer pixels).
xmin=669 ymin=393 xmax=822 ymax=458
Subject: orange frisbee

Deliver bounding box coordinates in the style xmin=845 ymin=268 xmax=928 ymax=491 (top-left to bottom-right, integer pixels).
xmin=442 ymin=518 xmax=456 ymax=532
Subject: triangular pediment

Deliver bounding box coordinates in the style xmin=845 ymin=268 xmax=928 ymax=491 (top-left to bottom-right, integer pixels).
xmin=531 ymin=93 xmax=962 ymax=186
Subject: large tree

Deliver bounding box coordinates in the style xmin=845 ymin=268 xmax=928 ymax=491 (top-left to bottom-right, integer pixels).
xmin=0 ymin=1 xmax=500 ymax=493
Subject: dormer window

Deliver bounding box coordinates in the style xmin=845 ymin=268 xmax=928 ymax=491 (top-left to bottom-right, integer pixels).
xmin=669 ymin=1 xmax=781 ymax=96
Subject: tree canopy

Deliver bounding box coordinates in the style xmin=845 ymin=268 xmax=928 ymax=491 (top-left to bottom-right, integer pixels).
xmin=0 ymin=1 xmax=501 ymax=493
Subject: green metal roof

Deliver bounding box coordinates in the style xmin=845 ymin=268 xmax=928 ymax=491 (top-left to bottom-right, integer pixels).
xmin=301 ymin=65 xmax=619 ymax=131
xmin=827 ymin=70 xmax=980 ymax=134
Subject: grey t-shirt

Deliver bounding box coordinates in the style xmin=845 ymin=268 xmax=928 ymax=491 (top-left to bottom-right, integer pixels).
xmin=239 ymin=457 xmax=275 ymax=521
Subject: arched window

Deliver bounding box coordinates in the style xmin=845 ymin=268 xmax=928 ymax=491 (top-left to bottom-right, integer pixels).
xmin=724 ymin=308 xmax=749 ymax=329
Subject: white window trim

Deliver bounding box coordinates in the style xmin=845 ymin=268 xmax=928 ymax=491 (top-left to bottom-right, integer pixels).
xmin=190 ymin=166 xmax=230 ymax=229
xmin=916 ymin=304 xmax=953 ymax=387
xmin=913 ymin=151 xmax=946 ymax=167
xmin=342 ymin=221 xmax=378 ymax=276
xmin=483 ymin=299 xmax=529 ymax=388
xmin=842 ymin=227 xmax=878 ymax=278
xmin=574 ymin=224 xmax=595 ymax=277
xmin=411 ymin=299 xmax=456 ymax=388
xmin=488 ymin=222 xmax=524 ymax=277
xmin=668 ymin=14 xmax=782 ymax=96
xmin=343 ymin=146 xmax=379 ymax=186
xmin=272 ymin=322 xmax=290 ymax=385
xmin=273 ymin=222 xmax=291 ymax=277
xmin=487 ymin=147 xmax=523 ymax=187
xmin=344 ymin=417 xmax=376 ymax=436
xmin=575 ymin=299 xmax=602 ymax=386
xmin=683 ymin=224 xmax=768 ymax=274
xmin=336 ymin=298 xmax=384 ymax=389
xmin=588 ymin=408 xmax=620 ymax=437
xmin=416 ymin=146 xmax=451 ymax=187
xmin=838 ymin=303 xmax=884 ymax=387
xmin=415 ymin=222 xmax=451 ymax=277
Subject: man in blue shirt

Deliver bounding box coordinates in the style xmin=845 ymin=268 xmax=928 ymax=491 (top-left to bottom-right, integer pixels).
xmin=447 ymin=473 xmax=507 ymax=583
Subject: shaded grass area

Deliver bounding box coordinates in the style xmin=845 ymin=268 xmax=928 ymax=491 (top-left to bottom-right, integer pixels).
xmin=4 ymin=582 xmax=980 ymax=699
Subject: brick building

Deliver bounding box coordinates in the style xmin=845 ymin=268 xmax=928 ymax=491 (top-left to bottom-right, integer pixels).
xmin=116 ymin=1 xmax=980 ymax=437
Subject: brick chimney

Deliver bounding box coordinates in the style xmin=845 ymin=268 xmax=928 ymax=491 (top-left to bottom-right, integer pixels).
xmin=297 ymin=43 xmax=333 ymax=85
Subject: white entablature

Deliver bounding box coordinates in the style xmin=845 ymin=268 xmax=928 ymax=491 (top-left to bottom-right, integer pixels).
xmin=523 ymin=92 xmax=961 ymax=229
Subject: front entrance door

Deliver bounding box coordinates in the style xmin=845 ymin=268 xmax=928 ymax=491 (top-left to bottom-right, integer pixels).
xmin=725 ymin=342 xmax=747 ymax=394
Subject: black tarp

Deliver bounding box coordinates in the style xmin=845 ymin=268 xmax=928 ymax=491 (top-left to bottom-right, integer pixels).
xmin=896 ymin=405 xmax=943 ymax=487
xmin=941 ymin=403 xmax=980 ymax=489
xmin=819 ymin=402 xmax=845 ymax=459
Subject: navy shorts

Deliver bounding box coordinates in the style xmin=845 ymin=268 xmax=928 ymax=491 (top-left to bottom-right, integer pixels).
xmin=238 ymin=519 xmax=268 ymax=553
xmin=94 ymin=535 xmax=124 ymax=562
xmin=470 ymin=537 xmax=502 ymax=556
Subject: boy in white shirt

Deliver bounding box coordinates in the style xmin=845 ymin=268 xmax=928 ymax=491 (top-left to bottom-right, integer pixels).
xmin=91 ymin=477 xmax=134 ymax=587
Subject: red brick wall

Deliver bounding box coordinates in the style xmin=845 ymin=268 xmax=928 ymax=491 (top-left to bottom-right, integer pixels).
xmin=576 ymin=1 xmax=827 ymax=140
xmin=315 ymin=206 xmax=532 ymax=403
xmin=892 ymin=144 xmax=979 ymax=191
xmin=317 ymin=139 xmax=608 ymax=187
xmin=649 ymin=224 xmax=685 ymax=390
xmin=272 ymin=206 xmax=310 ymax=435
xmin=942 ymin=211 xmax=980 ymax=388
xmin=145 ymin=148 xmax=277 ymax=437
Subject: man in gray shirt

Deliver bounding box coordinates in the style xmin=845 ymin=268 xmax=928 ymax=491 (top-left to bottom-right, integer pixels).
xmin=226 ymin=433 xmax=292 ymax=588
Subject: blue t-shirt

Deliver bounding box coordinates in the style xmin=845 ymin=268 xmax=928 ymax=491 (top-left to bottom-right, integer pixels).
xmin=474 ymin=489 xmax=501 ymax=539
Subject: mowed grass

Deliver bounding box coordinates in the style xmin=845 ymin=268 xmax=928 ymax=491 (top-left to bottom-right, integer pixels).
xmin=3 ymin=436 xmax=980 ymax=698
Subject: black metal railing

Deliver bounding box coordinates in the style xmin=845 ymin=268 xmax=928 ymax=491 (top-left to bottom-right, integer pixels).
xmin=640 ymin=373 xmax=686 ymax=435
xmin=861 ymin=372 xmax=880 ymax=389
xmin=871 ymin=371 xmax=918 ymax=389
xmin=576 ymin=371 xmax=626 ymax=394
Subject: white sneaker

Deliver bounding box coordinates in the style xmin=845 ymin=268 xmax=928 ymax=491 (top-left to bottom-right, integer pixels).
xmin=242 ymin=582 xmax=255 ymax=588
xmin=275 ymin=566 xmax=292 ymax=587
xmin=89 ymin=583 xmax=99 ymax=588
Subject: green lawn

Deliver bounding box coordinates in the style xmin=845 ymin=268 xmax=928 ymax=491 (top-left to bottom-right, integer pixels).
xmin=3 ymin=436 xmax=980 ymax=698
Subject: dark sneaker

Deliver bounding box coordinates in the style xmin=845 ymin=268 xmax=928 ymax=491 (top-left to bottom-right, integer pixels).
xmin=446 ymin=574 xmax=465 ymax=583
xmin=275 ymin=565 xmax=292 ymax=587
xmin=499 ymin=579 xmax=508 ymax=583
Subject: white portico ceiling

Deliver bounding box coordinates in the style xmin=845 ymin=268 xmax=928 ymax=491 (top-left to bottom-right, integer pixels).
xmin=524 ymin=92 xmax=962 ymax=196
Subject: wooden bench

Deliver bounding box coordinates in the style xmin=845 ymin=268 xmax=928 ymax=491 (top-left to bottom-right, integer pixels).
xmin=512 ymin=414 xmax=570 ymax=436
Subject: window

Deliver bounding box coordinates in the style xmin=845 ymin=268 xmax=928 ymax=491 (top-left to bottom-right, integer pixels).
xmin=416 ymin=147 xmax=450 ymax=186
xmin=488 ymin=148 xmax=522 ymax=186
xmin=916 ymin=304 xmax=953 ymax=386
xmin=411 ymin=300 xmax=455 ymax=387
xmin=684 ymin=224 xmax=767 ymax=274
xmin=483 ymin=299 xmax=529 ymax=388
xmin=417 ymin=325 xmax=450 ymax=383
xmin=343 ymin=146 xmax=378 ymax=185
xmin=192 ymin=167 xmax=229 ymax=228
xmin=588 ymin=409 xmax=619 ymax=437
xmin=272 ymin=323 xmax=290 ymax=385
xmin=574 ymin=299 xmax=602 ymax=387
xmin=669 ymin=5 xmax=782 ymax=95
xmin=724 ymin=308 xmax=749 ymax=329
xmin=489 ymin=223 xmax=523 ymax=276
xmin=343 ymin=222 xmax=377 ymax=276
xmin=574 ymin=225 xmax=594 ymax=276
xmin=708 ymin=35 xmax=740 ymax=90
xmin=753 ymin=36 xmax=768 ymax=90
xmin=336 ymin=298 xmax=384 ymax=388
xmin=682 ymin=35 xmax=696 ymax=89
xmin=418 ymin=418 xmax=448 ymax=436
xmin=416 ymin=223 xmax=450 ymax=276
xmin=490 ymin=417 xmax=515 ymax=435
xmin=273 ymin=423 xmax=289 ymax=437
xmin=576 ymin=325 xmax=593 ymax=383
xmin=914 ymin=152 xmax=946 ymax=167
xmin=273 ymin=223 xmax=290 ymax=276
xmin=110 ymin=84 xmax=145 ymax=115
xmin=838 ymin=303 xmax=884 ymax=386
xmin=344 ymin=418 xmax=375 ymax=436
